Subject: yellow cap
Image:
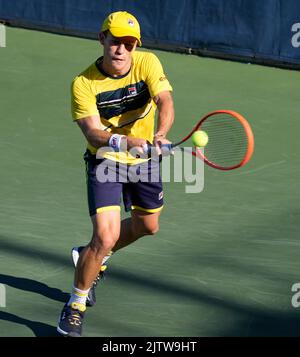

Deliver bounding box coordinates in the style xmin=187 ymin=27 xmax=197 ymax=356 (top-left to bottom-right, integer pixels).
xmin=101 ymin=11 xmax=142 ymax=46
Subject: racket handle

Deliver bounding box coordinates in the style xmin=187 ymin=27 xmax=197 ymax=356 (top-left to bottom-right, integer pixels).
xmin=143 ymin=143 xmax=174 ymax=155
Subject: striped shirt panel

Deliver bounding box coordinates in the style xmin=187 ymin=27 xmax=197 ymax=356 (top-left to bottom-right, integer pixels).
xmin=96 ymin=81 xmax=150 ymax=120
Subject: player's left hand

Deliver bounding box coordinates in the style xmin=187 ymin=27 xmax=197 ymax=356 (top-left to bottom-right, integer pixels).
xmin=152 ymin=134 xmax=172 ymax=156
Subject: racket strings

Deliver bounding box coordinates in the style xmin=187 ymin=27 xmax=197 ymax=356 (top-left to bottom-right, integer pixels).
xmin=200 ymin=114 xmax=248 ymax=168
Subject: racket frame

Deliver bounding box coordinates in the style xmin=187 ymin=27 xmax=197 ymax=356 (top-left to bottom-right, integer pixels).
xmin=172 ymin=110 xmax=254 ymax=171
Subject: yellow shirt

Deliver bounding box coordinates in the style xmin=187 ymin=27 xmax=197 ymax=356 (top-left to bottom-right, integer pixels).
xmin=71 ymin=51 xmax=173 ymax=165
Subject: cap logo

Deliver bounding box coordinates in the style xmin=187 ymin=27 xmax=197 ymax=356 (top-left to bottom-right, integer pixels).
xmin=128 ymin=19 xmax=134 ymax=27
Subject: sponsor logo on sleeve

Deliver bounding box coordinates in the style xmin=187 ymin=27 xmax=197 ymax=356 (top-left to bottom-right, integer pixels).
xmin=159 ymin=76 xmax=167 ymax=82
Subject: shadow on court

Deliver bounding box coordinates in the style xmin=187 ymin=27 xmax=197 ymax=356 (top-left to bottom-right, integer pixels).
xmin=1 ymin=235 xmax=300 ymax=336
xmin=107 ymin=269 xmax=300 ymax=336
xmin=0 ymin=274 xmax=69 ymax=303
xmin=0 ymin=235 xmax=72 ymax=267
xmin=222 ymin=313 xmax=300 ymax=337
xmin=0 ymin=273 xmax=68 ymax=336
xmin=0 ymin=311 xmax=59 ymax=337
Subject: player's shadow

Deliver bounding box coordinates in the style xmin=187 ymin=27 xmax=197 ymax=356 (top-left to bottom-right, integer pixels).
xmin=0 ymin=274 xmax=69 ymax=303
xmin=0 ymin=311 xmax=59 ymax=337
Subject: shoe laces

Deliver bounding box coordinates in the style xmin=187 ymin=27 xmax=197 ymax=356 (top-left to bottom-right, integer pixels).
xmin=68 ymin=312 xmax=82 ymax=326
xmin=64 ymin=304 xmax=85 ymax=326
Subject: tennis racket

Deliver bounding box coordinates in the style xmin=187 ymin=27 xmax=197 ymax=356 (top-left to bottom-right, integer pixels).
xmin=149 ymin=109 xmax=254 ymax=171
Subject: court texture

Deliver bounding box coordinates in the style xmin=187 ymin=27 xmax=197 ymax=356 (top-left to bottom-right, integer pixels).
xmin=0 ymin=27 xmax=299 ymax=337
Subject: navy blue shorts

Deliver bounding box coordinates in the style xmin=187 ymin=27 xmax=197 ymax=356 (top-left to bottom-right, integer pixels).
xmin=84 ymin=151 xmax=164 ymax=216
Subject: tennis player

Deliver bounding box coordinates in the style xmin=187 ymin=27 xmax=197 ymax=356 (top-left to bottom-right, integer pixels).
xmin=57 ymin=11 xmax=175 ymax=337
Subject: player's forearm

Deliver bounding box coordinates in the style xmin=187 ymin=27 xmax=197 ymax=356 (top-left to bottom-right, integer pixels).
xmin=84 ymin=129 xmax=147 ymax=152
xmin=155 ymin=93 xmax=175 ymax=138
xmin=156 ymin=108 xmax=174 ymax=138
xmin=84 ymin=128 xmax=112 ymax=148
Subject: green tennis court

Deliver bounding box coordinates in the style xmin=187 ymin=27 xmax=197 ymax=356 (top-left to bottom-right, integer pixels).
xmin=0 ymin=27 xmax=299 ymax=337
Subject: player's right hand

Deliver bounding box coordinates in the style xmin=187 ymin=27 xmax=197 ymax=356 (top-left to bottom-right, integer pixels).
xmin=122 ymin=136 xmax=148 ymax=156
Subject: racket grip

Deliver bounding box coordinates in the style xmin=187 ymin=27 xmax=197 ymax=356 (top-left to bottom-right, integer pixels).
xmin=143 ymin=143 xmax=174 ymax=155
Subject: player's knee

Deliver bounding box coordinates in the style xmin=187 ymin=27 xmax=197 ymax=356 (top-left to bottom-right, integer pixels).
xmin=91 ymin=231 xmax=118 ymax=253
xmin=142 ymin=223 xmax=159 ymax=236
xmin=132 ymin=211 xmax=159 ymax=237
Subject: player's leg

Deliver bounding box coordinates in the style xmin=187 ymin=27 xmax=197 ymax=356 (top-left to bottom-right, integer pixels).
xmin=71 ymin=208 xmax=161 ymax=280
xmin=112 ymin=208 xmax=161 ymax=252
xmin=71 ymin=206 xmax=161 ymax=307
xmin=57 ymin=155 xmax=122 ymax=336
xmin=71 ymin=155 xmax=127 ymax=309
xmin=74 ymin=209 xmax=120 ymax=290
xmin=57 ymin=209 xmax=120 ymax=337
xmin=71 ymin=245 xmax=112 ymax=306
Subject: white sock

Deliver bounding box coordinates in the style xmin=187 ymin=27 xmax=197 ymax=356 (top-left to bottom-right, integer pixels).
xmin=67 ymin=286 xmax=89 ymax=307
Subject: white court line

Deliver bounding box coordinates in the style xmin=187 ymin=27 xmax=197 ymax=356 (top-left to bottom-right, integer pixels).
xmin=0 ymin=24 xmax=6 ymax=48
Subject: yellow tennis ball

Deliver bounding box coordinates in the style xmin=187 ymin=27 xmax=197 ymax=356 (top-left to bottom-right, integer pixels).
xmin=192 ymin=130 xmax=209 ymax=147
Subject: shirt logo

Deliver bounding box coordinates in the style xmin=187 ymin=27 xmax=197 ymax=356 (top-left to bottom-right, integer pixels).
xmin=159 ymin=76 xmax=167 ymax=81
xmin=128 ymin=86 xmax=137 ymax=96
xmin=128 ymin=19 xmax=134 ymax=27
